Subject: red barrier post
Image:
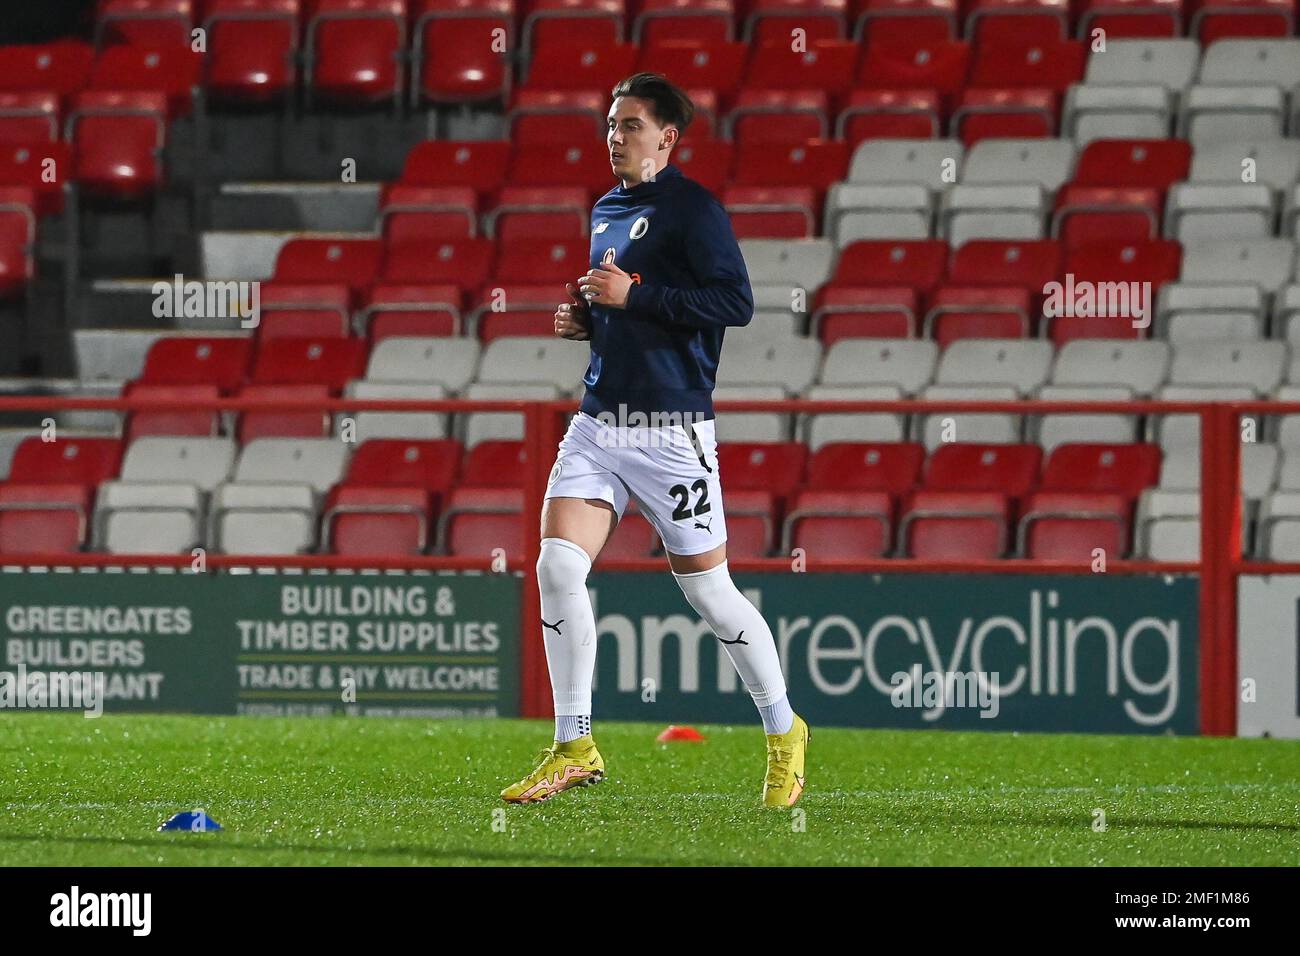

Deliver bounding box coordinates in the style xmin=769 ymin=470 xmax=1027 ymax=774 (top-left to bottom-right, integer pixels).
xmin=1199 ymin=404 xmax=1242 ymax=736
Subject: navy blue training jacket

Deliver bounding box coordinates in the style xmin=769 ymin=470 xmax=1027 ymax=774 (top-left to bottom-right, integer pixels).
xmin=577 ymin=163 xmax=755 ymax=421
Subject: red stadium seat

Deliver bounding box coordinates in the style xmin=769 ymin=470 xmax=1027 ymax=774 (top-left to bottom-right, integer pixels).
xmin=783 ymin=489 xmax=893 ymax=557
xmin=0 ymin=41 xmax=95 ymax=98
xmin=88 ymin=44 xmax=202 ymax=119
xmin=203 ymin=0 xmax=300 ymax=104
xmin=123 ymin=382 xmax=221 ymax=439
xmin=66 ymin=91 xmax=168 ymax=200
xmin=1018 ymin=491 xmax=1130 ymax=560
xmin=508 ymin=89 xmax=607 ymax=146
xmin=837 ymin=89 xmax=942 ymax=144
xmin=237 ymin=383 xmax=332 ymax=441
xmin=443 ymin=487 xmax=524 ymax=562
xmin=523 ymin=38 xmax=637 ymax=90
xmin=851 ymin=0 xmax=957 ymax=44
xmin=635 ymin=0 xmax=735 ymax=46
xmin=814 ymin=241 xmax=948 ymax=340
xmin=325 ymin=485 xmax=431 ymax=555
xmin=379 ymin=184 xmax=478 ymax=244
xmin=952 ymin=88 xmax=1057 ymax=144
xmin=948 ymin=239 xmax=1061 ymax=326
xmin=381 ymin=237 xmax=495 ymax=293
xmin=507 ymin=142 xmax=615 ymax=193
xmin=0 ymin=187 xmax=36 ymax=300
xmin=901 ymin=489 xmax=1008 ymax=559
xmin=466 ymin=282 xmax=559 ymax=338
xmin=1077 ymin=0 xmax=1182 ymax=37
xmin=273 ymin=237 xmax=383 ymax=294
xmin=138 ymin=336 xmax=252 ymax=393
xmin=462 ymin=440 xmax=528 ymax=487
xmin=1072 ymin=139 xmax=1191 ymax=191
xmin=723 ymin=489 xmax=776 ymax=557
xmin=728 ymin=90 xmax=830 ymax=147
xmin=724 ymin=185 xmax=816 ymax=238
xmin=523 ymin=0 xmax=625 ymax=63
xmin=0 ymin=142 xmax=72 ymax=217
xmin=670 ymin=137 xmax=733 ymax=194
xmin=257 ymin=282 xmax=353 ymax=339
xmin=1050 ymin=239 xmax=1180 ymax=340
xmin=360 ymin=283 xmax=460 ymax=339
xmin=857 ymin=38 xmax=970 ymax=98
xmin=730 ymin=138 xmax=849 ymax=195
xmin=806 ymin=441 xmax=926 ymax=494
xmin=250 ymin=337 xmax=369 ymax=391
xmin=0 ymin=483 xmax=91 ymax=554
xmin=1040 ymin=443 xmax=1162 ymax=499
xmin=968 ymin=39 xmax=1086 ymax=90
xmin=923 ymin=443 xmax=1041 ymax=498
xmin=923 ymin=287 xmax=1031 ymax=344
xmin=306 ymin=0 xmax=407 ymax=106
xmin=8 ymin=436 xmax=123 ymax=485
xmin=811 ymin=286 xmax=919 ymax=340
xmin=0 ymin=92 xmax=60 ymax=144
xmin=742 ymin=39 xmax=857 ymax=95
xmin=948 ymin=239 xmax=1061 ymax=290
xmin=401 ymin=140 xmax=512 ymax=191
xmin=1189 ymin=0 xmax=1293 ymax=42
xmin=1052 ymin=185 xmax=1162 ymax=250
xmin=744 ymin=0 xmax=848 ymax=42
xmin=491 ymin=238 xmax=588 ymax=285
xmin=485 ymin=186 xmax=589 ymax=242
xmin=344 ymin=437 xmax=462 ymax=513
xmin=831 ymin=239 xmax=948 ymax=292
xmin=717 ymin=441 xmax=808 ymax=500
xmin=97 ymin=0 xmax=195 ymax=48
xmin=637 ymin=39 xmax=746 ymax=98
xmin=413 ymin=0 xmax=513 ymax=105
xmin=345 ymin=438 xmax=462 ymax=490
xmin=965 ymin=0 xmax=1070 ymax=43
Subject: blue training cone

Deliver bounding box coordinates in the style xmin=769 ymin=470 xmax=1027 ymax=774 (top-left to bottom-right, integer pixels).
xmin=158 ymin=809 xmax=223 ymax=832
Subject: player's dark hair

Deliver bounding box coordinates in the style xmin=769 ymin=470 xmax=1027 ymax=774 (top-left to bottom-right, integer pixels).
xmin=611 ymin=73 xmax=694 ymax=137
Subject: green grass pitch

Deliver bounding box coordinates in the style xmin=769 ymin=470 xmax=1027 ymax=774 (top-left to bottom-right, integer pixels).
xmin=2 ymin=714 xmax=1297 ymax=866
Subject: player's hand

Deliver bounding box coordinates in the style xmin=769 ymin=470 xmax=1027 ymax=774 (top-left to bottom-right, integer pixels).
xmin=579 ymin=263 xmax=633 ymax=309
xmin=555 ymin=282 xmax=591 ymax=341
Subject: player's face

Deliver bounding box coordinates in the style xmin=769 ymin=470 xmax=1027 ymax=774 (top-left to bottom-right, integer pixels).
xmin=607 ymin=96 xmax=672 ymax=185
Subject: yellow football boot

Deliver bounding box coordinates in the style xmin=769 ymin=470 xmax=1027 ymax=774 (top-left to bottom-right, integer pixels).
xmin=500 ymin=735 xmax=605 ymax=804
xmin=762 ymin=714 xmax=809 ymax=808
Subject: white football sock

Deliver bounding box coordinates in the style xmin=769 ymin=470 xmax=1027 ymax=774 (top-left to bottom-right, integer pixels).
xmin=537 ymin=537 xmax=598 ymax=729
xmin=758 ymin=696 xmax=795 ymax=735
xmin=554 ymin=714 xmax=591 ymax=743
xmin=672 ymin=561 xmax=790 ymax=725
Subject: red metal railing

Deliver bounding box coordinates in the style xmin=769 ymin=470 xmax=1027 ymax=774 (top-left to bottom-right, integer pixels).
xmin=0 ymin=395 xmax=1262 ymax=735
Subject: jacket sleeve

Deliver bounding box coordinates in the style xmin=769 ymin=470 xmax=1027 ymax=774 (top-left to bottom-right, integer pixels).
xmin=624 ymin=196 xmax=754 ymax=330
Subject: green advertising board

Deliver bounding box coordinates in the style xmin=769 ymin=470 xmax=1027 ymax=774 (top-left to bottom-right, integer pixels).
xmin=587 ymin=573 xmax=1199 ymax=734
xmin=0 ymin=568 xmax=519 ymax=719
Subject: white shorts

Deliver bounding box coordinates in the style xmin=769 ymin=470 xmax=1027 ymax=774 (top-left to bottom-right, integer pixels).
xmin=545 ymin=411 xmax=728 ymax=556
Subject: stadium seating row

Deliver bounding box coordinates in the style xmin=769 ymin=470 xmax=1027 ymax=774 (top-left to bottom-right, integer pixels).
xmin=0 ymin=431 xmax=1251 ymax=561
xmin=2 ymin=428 xmax=1294 ymax=559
